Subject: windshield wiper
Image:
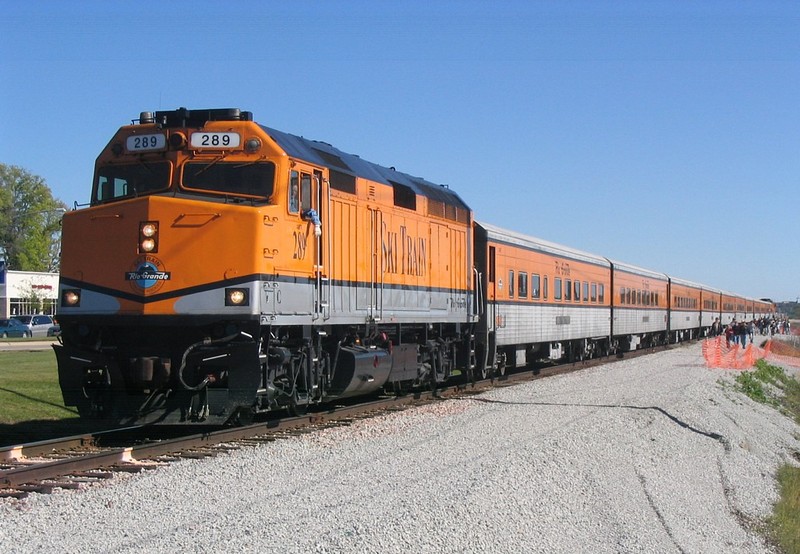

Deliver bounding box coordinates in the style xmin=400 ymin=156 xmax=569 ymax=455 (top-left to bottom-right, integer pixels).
xmin=191 ymin=153 xmax=227 ymax=177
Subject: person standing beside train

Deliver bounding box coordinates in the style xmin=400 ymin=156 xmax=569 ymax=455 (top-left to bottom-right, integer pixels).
xmin=725 ymin=323 xmax=734 ymax=348
xmin=736 ymin=320 xmax=748 ymax=347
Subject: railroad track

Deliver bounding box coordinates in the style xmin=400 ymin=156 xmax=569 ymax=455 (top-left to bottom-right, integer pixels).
xmin=0 ymin=344 xmax=673 ymax=500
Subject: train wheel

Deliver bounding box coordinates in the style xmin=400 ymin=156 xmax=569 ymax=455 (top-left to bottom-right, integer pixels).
xmin=231 ymin=407 xmax=255 ymax=426
xmin=290 ymin=393 xmax=308 ymax=416
xmin=496 ymin=352 xmax=507 ymax=377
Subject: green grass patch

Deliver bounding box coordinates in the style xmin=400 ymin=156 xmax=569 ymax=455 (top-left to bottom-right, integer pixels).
xmin=772 ymin=464 xmax=800 ymax=554
xmin=734 ymin=360 xmax=800 ymax=553
xmin=0 ymin=350 xmax=77 ymax=424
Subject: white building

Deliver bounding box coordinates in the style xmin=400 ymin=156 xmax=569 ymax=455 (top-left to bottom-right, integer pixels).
xmin=0 ymin=263 xmax=59 ymax=319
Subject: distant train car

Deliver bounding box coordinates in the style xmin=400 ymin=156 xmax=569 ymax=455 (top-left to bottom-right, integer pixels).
xmin=752 ymin=298 xmax=775 ymax=320
xmin=667 ymin=276 xmax=703 ymax=342
xmin=719 ymin=292 xmax=740 ymax=326
xmin=701 ymin=285 xmax=722 ymax=330
xmin=610 ymin=261 xmax=669 ymax=350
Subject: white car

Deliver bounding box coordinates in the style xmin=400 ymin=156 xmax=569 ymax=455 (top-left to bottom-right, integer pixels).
xmin=12 ymin=314 xmax=56 ymax=337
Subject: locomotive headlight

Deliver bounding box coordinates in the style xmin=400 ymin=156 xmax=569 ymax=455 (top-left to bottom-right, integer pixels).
xmin=62 ymin=289 xmax=81 ymax=307
xmin=225 ymin=288 xmax=249 ymax=306
xmin=139 ymin=221 xmax=159 ymax=253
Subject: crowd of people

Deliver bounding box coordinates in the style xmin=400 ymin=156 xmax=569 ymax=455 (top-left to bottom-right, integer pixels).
xmin=709 ymin=315 xmax=792 ymax=348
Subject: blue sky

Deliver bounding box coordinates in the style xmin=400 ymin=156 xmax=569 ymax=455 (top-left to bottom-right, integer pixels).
xmin=1 ymin=1 xmax=798 ymax=302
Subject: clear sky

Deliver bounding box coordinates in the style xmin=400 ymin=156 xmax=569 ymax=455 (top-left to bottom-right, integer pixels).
xmin=1 ymin=1 xmax=798 ymax=302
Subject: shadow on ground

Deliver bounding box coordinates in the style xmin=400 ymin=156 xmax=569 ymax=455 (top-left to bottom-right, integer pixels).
xmin=0 ymin=419 xmax=120 ymax=447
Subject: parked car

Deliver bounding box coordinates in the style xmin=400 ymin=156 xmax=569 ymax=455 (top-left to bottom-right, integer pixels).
xmin=47 ymin=324 xmax=61 ymax=337
xmin=12 ymin=314 xmax=56 ymax=337
xmin=0 ymin=318 xmax=32 ymax=338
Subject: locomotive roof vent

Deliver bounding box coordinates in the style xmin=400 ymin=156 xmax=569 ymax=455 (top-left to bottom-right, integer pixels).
xmin=145 ymin=107 xmax=253 ymax=128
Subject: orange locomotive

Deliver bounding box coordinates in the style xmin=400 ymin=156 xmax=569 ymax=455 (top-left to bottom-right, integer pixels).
xmin=55 ymin=108 xmax=476 ymax=424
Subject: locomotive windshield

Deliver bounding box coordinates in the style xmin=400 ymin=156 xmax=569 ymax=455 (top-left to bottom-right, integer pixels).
xmin=182 ymin=161 xmax=276 ymax=202
xmin=92 ymin=161 xmax=172 ymax=205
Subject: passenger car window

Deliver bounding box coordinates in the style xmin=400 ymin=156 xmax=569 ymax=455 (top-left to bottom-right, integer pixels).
xmin=532 ymin=274 xmax=540 ymax=299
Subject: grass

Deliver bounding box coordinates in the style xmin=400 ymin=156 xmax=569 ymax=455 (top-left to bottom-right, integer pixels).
xmin=0 ymin=350 xmax=76 ymax=424
xmin=734 ymin=359 xmax=800 ymax=553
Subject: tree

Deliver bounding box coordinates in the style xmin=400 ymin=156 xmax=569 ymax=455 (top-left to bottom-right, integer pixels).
xmin=0 ymin=164 xmax=67 ymax=272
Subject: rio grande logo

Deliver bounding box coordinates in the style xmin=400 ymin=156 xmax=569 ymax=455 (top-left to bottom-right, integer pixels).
xmin=126 ymin=255 xmax=171 ymax=293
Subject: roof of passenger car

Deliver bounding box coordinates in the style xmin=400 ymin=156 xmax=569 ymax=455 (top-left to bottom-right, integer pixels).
xmin=476 ymin=221 xmax=611 ymax=267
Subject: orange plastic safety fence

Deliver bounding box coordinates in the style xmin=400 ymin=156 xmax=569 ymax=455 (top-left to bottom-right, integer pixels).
xmin=702 ymin=337 xmax=771 ymax=370
xmin=702 ymin=337 xmax=800 ymax=370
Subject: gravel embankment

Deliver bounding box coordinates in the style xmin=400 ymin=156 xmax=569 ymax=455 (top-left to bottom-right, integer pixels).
xmin=2 ymin=341 xmax=798 ymax=553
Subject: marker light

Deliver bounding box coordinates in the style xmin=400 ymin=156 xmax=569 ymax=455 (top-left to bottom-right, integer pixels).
xmin=139 ymin=221 xmax=159 ymax=253
xmin=169 ymin=132 xmax=187 ymax=149
xmin=62 ymin=289 xmax=81 ymax=307
xmin=245 ymin=138 xmax=262 ymax=153
xmin=225 ymin=288 xmax=249 ymax=306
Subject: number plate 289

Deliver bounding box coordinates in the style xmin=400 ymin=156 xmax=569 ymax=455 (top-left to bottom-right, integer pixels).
xmin=190 ymin=132 xmax=240 ymax=149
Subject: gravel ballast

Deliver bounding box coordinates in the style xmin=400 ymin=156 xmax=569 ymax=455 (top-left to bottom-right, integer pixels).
xmin=2 ymin=341 xmax=798 ymax=553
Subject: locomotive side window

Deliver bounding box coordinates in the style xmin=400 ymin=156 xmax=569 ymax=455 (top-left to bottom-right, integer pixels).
xmin=598 ymin=284 xmax=605 ymax=303
xmin=554 ymin=278 xmax=562 ymax=300
xmin=531 ymin=274 xmax=540 ymax=299
xmin=518 ymin=272 xmax=528 ymax=299
xmin=301 ymin=173 xmax=312 ymax=212
xmin=583 ymin=282 xmax=589 ymax=303
xmin=591 ymin=283 xmax=597 ymax=302
xmin=574 ymin=280 xmax=581 ymax=302
xmin=543 ymin=276 xmax=549 ymax=299
xmin=508 ymin=270 xmax=515 ymax=298
xmin=289 ymin=171 xmax=299 ymax=213
xmin=183 ymin=161 xmax=275 ymax=201
xmin=93 ymin=162 xmax=171 ymax=204
xmin=564 ymin=279 xmax=572 ymax=301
